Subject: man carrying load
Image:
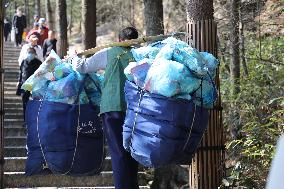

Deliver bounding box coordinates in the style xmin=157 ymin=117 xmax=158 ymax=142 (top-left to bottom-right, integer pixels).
xmin=70 ymin=27 xmax=139 ymax=189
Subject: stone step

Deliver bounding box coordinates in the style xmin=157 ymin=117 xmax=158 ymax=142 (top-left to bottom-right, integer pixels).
xmin=5 ymin=113 xmax=24 ymax=120
xmin=4 ymin=146 xmax=27 ymax=157
xmin=4 ymin=126 xmax=26 ymax=137
xmin=4 ymin=120 xmax=24 ymax=126
xmin=4 ymin=102 xmax=23 ymax=108
xmin=4 ymin=171 xmax=148 ymax=188
xmin=4 ymin=100 xmax=23 ymax=104
xmin=4 ymin=157 xmax=26 ymax=172
xmin=4 ymin=145 xmax=110 ymax=157
xmin=4 ymin=68 xmax=19 ymax=71
xmin=4 ymin=79 xmax=19 ymax=83
xmin=4 ymin=157 xmax=113 ymax=172
xmin=4 ymin=136 xmax=26 ymax=146
xmin=4 ymin=156 xmax=146 ymax=175
xmin=4 ymin=81 xmax=18 ymax=86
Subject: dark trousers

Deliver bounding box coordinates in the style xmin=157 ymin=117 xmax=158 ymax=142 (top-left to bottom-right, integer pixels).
xmin=101 ymin=112 xmax=139 ymax=189
xmin=15 ymin=28 xmax=23 ymax=46
xmin=4 ymin=33 xmax=9 ymax=42
xmin=21 ymin=91 xmax=30 ymax=122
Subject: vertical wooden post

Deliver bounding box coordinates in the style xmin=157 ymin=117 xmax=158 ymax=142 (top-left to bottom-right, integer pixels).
xmin=0 ymin=0 xmax=5 ymax=188
xmin=186 ymin=1 xmax=225 ymax=188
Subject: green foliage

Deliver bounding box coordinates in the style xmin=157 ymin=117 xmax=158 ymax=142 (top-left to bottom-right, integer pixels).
xmin=220 ymin=36 xmax=284 ymax=188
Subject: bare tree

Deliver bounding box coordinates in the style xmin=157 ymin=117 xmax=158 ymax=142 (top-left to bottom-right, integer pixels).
xmin=45 ymin=0 xmax=54 ymax=30
xmin=230 ymin=0 xmax=241 ymax=139
xmin=24 ymin=0 xmax=30 ymax=26
xmin=82 ymin=0 xmax=96 ymax=50
xmin=34 ymin=0 xmax=41 ymax=17
xmin=143 ymin=0 xmax=164 ymax=35
xmin=230 ymin=0 xmax=241 ymax=95
xmin=240 ymin=5 xmax=249 ymax=77
xmin=56 ymin=0 xmax=68 ymax=58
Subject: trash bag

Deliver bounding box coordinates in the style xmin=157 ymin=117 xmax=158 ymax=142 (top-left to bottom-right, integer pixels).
xmin=123 ymin=81 xmax=209 ymax=167
xmin=144 ymin=59 xmax=186 ymax=97
xmin=21 ymin=50 xmax=62 ymax=99
xmin=124 ymin=58 xmax=152 ymax=88
xmin=131 ymin=46 xmax=160 ymax=62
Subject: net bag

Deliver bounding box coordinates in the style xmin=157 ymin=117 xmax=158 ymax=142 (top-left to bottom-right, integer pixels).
xmin=25 ymin=75 xmax=105 ymax=176
xmin=123 ymin=81 xmax=209 ymax=168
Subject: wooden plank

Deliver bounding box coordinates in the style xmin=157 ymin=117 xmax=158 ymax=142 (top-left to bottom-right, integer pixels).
xmin=196 ymin=21 xmax=200 ymax=50
xmin=192 ymin=22 xmax=196 ymax=48
xmin=201 ymin=20 xmax=205 ymax=51
xmin=205 ymin=20 xmax=209 ymax=52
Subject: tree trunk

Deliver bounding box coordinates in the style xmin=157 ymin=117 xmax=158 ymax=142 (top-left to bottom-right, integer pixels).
xmin=230 ymin=0 xmax=241 ymax=95
xmin=186 ymin=0 xmax=224 ymax=188
xmin=82 ymin=0 xmax=96 ymax=50
xmin=24 ymin=0 xmax=30 ymax=26
xmin=56 ymin=0 xmax=68 ymax=58
xmin=45 ymin=0 xmax=54 ymax=30
xmin=143 ymin=0 xmax=164 ymax=35
xmin=34 ymin=0 xmax=41 ymax=17
xmin=230 ymin=0 xmax=241 ymax=139
xmin=240 ymin=6 xmax=248 ymax=77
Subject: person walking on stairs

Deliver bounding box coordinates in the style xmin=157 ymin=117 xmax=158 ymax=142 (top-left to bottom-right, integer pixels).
xmin=17 ymin=47 xmax=42 ymax=127
xmin=70 ymin=27 xmax=140 ymax=189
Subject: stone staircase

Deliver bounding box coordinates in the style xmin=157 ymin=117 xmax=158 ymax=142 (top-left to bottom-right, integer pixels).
xmin=2 ymin=42 xmax=150 ymax=188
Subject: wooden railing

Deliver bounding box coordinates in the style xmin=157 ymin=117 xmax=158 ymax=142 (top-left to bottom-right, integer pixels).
xmin=187 ymin=20 xmax=225 ymax=189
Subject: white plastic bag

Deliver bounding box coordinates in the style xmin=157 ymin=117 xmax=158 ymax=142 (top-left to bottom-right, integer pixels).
xmin=10 ymin=27 xmax=16 ymax=42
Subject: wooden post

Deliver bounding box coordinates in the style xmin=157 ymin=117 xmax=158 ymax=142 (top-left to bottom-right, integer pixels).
xmin=0 ymin=0 xmax=5 ymax=188
xmin=186 ymin=7 xmax=225 ymax=189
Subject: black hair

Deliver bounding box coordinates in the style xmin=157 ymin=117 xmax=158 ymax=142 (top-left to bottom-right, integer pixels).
xmin=119 ymin=27 xmax=138 ymax=41
xmin=27 ymin=47 xmax=36 ymax=54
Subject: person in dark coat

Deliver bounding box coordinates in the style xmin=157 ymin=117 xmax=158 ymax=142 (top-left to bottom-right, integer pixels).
xmin=4 ymin=18 xmax=11 ymax=42
xmin=17 ymin=47 xmax=42 ymax=126
xmin=42 ymin=30 xmax=57 ymax=59
xmin=13 ymin=7 xmax=27 ymax=46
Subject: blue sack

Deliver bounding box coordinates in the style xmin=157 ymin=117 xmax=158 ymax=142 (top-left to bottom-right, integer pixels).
xmin=123 ymin=81 xmax=209 ymax=167
xmin=25 ymin=76 xmax=105 ymax=176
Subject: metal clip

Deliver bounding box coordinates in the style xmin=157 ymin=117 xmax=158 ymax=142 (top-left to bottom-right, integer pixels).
xmin=42 ymin=163 xmax=49 ymax=169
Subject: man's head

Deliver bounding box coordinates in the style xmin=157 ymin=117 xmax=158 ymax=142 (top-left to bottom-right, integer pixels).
xmin=118 ymin=27 xmax=138 ymax=42
xmin=48 ymin=30 xmax=56 ymax=39
xmin=16 ymin=7 xmax=23 ymax=16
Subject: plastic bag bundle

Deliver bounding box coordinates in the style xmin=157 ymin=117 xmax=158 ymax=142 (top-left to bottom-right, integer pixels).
xmin=161 ymin=37 xmax=188 ymax=49
xmin=144 ymin=59 xmax=186 ymax=97
xmin=21 ymin=50 xmax=62 ymax=98
xmin=193 ymin=77 xmax=217 ymax=108
xmin=200 ymin=52 xmax=219 ymax=78
xmin=125 ymin=37 xmax=219 ymax=108
xmin=154 ymin=44 xmax=175 ymax=60
xmin=131 ymin=46 xmax=160 ymax=62
xmin=84 ymin=73 xmax=103 ymax=106
xmin=22 ymin=50 xmax=102 ymax=105
xmin=124 ymin=58 xmax=152 ymax=88
xmin=173 ymin=47 xmax=208 ymax=77
xmin=45 ymin=72 xmax=85 ymax=104
xmin=53 ymin=62 xmax=73 ymax=80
